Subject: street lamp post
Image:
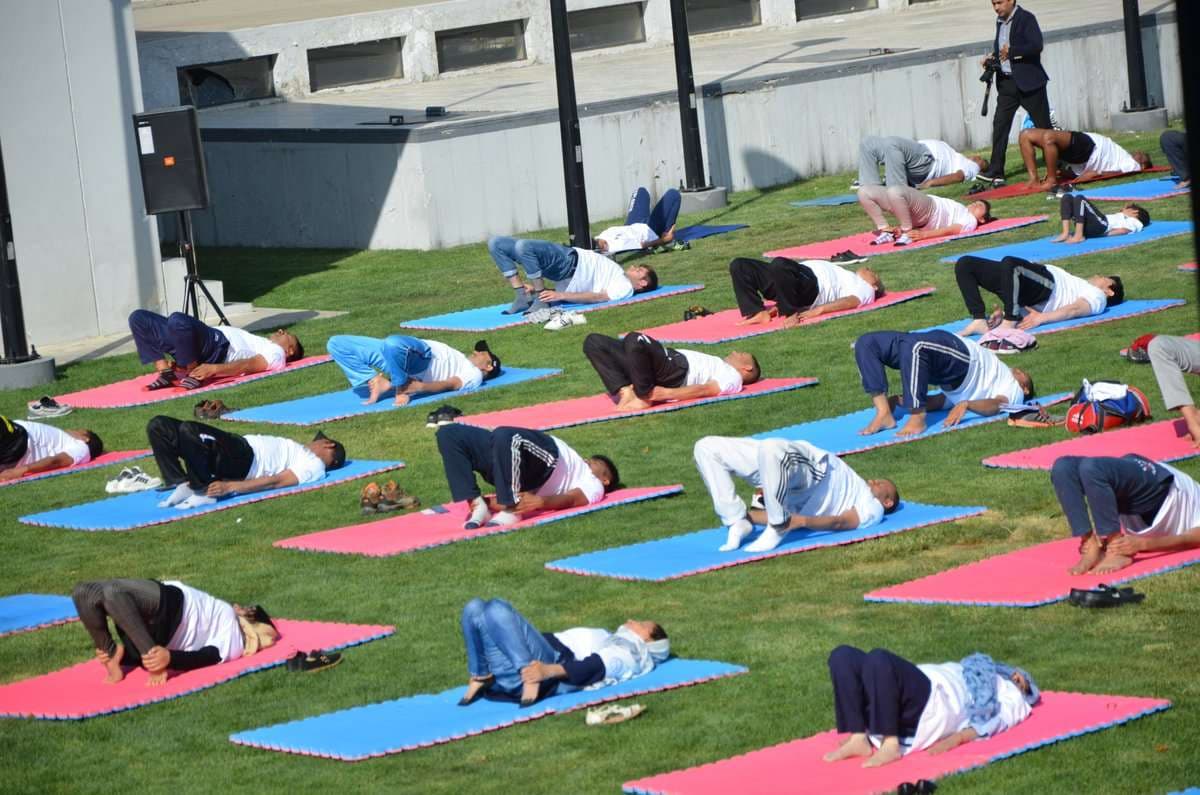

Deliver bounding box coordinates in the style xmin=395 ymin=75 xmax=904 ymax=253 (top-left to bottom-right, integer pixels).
xmin=548 ymin=0 xmax=591 ymax=247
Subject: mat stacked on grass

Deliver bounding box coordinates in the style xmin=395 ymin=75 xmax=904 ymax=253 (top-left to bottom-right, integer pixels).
xmin=545 ymin=502 xmax=984 ymax=582
xmin=399 ymin=285 xmax=705 ymax=332
xmin=634 ymin=288 xmax=936 ymax=344
xmin=1182 ymin=262 xmax=1197 ymax=272
xmin=917 ymin=299 xmax=1187 ymax=338
xmin=937 ymin=221 xmax=1193 ymax=264
xmin=222 ymin=367 xmax=561 ymax=425
xmin=623 ymin=691 xmax=1170 ymax=795
xmin=19 ymin=459 xmax=403 ymax=531
xmin=983 ymin=419 xmax=1198 ymax=471
xmin=0 ymin=595 xmax=78 ymax=637
xmin=750 ymin=392 xmax=1072 ymax=456
xmin=0 ymin=450 xmax=151 ymax=488
xmin=230 ymin=658 xmax=746 ymax=760
xmin=276 ymin=484 xmax=683 ymax=556
xmin=461 ymin=378 xmax=818 ymax=431
xmin=865 ymin=537 xmax=1200 ymax=607
xmin=764 ymin=216 xmax=1046 ymax=260
xmin=0 ymin=619 xmax=393 ymax=719
xmin=1078 ymin=175 xmax=1190 ymax=201
xmin=790 ymin=194 xmax=858 ymax=208
xmin=674 ymin=224 xmax=749 ymax=243
xmin=965 ymin=166 xmax=1171 ymax=200
xmin=53 ymin=356 xmax=332 ymax=409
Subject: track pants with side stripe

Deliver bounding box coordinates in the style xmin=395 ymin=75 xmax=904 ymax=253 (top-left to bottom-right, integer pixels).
xmin=954 ymin=255 xmax=1054 ymax=322
xmin=436 ymin=424 xmax=558 ymax=507
xmin=855 ymin=330 xmax=969 ymax=411
xmin=693 ymin=436 xmax=829 ymax=530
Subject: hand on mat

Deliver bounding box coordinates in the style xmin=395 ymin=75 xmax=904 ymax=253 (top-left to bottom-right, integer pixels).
xmin=736 ymin=308 xmax=777 ymax=326
xmin=1017 ymin=309 xmax=1045 ymax=330
xmin=779 ymin=312 xmax=806 ymax=327
xmin=142 ymin=646 xmax=170 ymax=674
xmin=0 ymin=467 xmax=26 ymax=481
xmin=187 ymin=364 xmax=220 ymax=381
xmin=1104 ymin=535 xmax=1144 ymax=557
xmin=515 ymin=492 xmax=545 ymax=514
xmin=943 ymin=402 xmax=970 ymax=428
xmin=538 ymin=290 xmax=565 ymax=303
xmin=928 ymin=728 xmax=976 ymax=755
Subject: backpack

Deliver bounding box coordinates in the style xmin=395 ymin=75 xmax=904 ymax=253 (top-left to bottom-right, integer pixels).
xmin=1065 ymin=380 xmax=1151 ymax=434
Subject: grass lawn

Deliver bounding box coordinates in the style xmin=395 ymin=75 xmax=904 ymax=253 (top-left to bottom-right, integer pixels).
xmin=1 ymin=128 xmax=1197 ymax=794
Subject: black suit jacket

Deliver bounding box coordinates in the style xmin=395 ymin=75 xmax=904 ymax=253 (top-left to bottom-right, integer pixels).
xmin=993 ymin=6 xmax=1050 ymax=93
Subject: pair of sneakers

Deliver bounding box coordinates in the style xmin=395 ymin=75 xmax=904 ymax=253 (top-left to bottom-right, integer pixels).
xmin=543 ymin=309 xmax=587 ymax=331
xmin=829 ymin=250 xmax=867 ymax=264
xmin=27 ymin=397 xmax=71 ymax=419
xmin=425 ymin=404 xmax=463 ymax=428
xmin=870 ymin=230 xmax=912 ymax=247
xmin=106 ymin=466 xmax=163 ymax=493
xmin=286 ymin=649 xmax=342 ymax=673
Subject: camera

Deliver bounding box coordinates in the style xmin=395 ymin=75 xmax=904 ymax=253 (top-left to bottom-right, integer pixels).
xmin=979 ymin=56 xmax=1000 ymax=84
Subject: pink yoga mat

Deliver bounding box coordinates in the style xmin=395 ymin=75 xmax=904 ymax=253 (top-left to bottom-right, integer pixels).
xmin=54 ymin=355 xmax=332 ymax=409
xmin=966 ymin=167 xmax=1172 ymax=201
xmin=0 ymin=619 xmax=393 ymax=719
xmin=0 ymin=450 xmax=150 ymax=488
xmin=764 ymin=216 xmax=1046 ymax=260
xmin=983 ymin=420 xmax=1198 ymax=471
xmin=461 ymin=378 xmax=819 ymax=431
xmin=276 ymin=484 xmax=684 ymax=556
xmin=1181 ymin=262 xmax=1197 ymax=272
xmin=623 ymin=691 xmax=1169 ymax=795
xmin=635 ymin=288 xmax=936 ymax=344
xmin=865 ymin=536 xmax=1200 ymax=607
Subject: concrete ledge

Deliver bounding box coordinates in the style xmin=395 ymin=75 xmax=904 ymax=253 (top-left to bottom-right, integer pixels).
xmin=679 ymin=186 xmax=727 ymax=214
xmin=1113 ymin=107 xmax=1169 ymax=132
xmin=0 ymin=357 xmax=57 ymax=391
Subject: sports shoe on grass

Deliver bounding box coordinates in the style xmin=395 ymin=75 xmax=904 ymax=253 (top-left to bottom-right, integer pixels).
xmin=286 ymin=650 xmax=343 ymax=673
xmin=586 ymin=703 xmax=645 ymax=725
xmin=544 ymin=310 xmax=587 ymax=331
xmin=27 ymin=397 xmax=72 ymax=418
xmin=525 ymin=307 xmax=555 ymax=325
xmin=830 ymin=250 xmax=867 ymax=265
xmin=106 ymin=467 xmax=162 ymax=494
xmin=425 ymin=405 xmax=463 ymax=428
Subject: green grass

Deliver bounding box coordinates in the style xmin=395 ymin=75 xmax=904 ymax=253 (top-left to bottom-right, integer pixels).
xmin=1 ymin=127 xmax=1198 ymax=794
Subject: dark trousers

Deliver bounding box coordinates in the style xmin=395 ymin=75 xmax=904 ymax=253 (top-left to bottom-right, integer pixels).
xmin=1160 ymin=130 xmax=1190 ymax=182
xmin=728 ymin=257 xmax=820 ymax=317
xmin=626 ymin=187 xmax=682 ymax=236
xmin=828 ymin=645 xmax=931 ymax=738
xmin=855 ymin=330 xmax=970 ymax=411
xmin=582 ymin=333 xmax=688 ymax=399
xmin=147 ymin=416 xmax=254 ymax=489
xmin=128 ymin=310 xmax=229 ymax=367
xmin=0 ymin=416 xmax=29 ymax=468
xmin=71 ymin=579 xmax=183 ymax=664
xmin=1050 ymin=454 xmax=1175 ymax=537
xmin=1059 ymin=195 xmax=1108 ymax=238
xmin=955 ymin=255 xmax=1054 ymax=321
xmin=437 ymin=424 xmax=558 ymax=507
xmin=988 ymin=75 xmax=1051 ymax=174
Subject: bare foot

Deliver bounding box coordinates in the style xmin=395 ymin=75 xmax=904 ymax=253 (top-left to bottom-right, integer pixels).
xmin=145 ymin=671 xmax=168 ymax=687
xmin=895 ymin=414 xmax=928 ymax=438
xmin=737 ymin=310 xmax=774 ymax=327
xmin=1068 ymin=534 xmax=1104 ymax=575
xmin=824 ymin=733 xmax=873 ymax=762
xmin=1050 ymin=233 xmax=1068 ymax=243
xmin=1065 ymin=236 xmax=1084 ymax=245
xmin=459 ymin=676 xmax=493 ymax=705
xmin=616 ymin=396 xmax=653 ymax=412
xmin=1093 ymin=550 xmax=1134 ymax=574
xmin=862 ymin=738 xmax=903 ymax=768
xmin=1037 ymin=179 xmax=1058 ymax=192
xmin=97 ymin=645 xmax=125 ymax=684
xmin=1024 ymin=178 xmax=1042 ymax=190
xmin=859 ymin=412 xmax=897 ymax=436
xmin=363 ymin=373 xmax=392 ymax=405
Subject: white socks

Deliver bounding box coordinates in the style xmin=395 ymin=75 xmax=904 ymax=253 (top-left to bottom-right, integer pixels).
xmin=719 ymin=518 xmax=754 ymax=552
xmin=489 ymin=511 xmax=520 ymax=527
xmin=464 ymin=497 xmax=491 ymax=530
xmin=744 ymin=526 xmax=788 ymax=553
xmin=158 ymin=483 xmax=194 ymax=508
xmin=176 ymin=493 xmax=217 ymax=510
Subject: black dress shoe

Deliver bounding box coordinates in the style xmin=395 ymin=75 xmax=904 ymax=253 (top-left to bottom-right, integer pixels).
xmin=1070 ymin=584 xmax=1144 ymax=608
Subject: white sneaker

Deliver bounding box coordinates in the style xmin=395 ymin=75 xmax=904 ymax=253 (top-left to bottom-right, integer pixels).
xmin=586 ymin=703 xmax=645 ymax=725
xmin=106 ymin=467 xmax=138 ymax=493
xmin=116 ymin=471 xmax=163 ymax=493
xmin=544 ymin=310 xmax=587 ymax=331
xmin=893 ymin=233 xmax=913 ymax=246
xmin=870 ymin=231 xmax=894 ymax=246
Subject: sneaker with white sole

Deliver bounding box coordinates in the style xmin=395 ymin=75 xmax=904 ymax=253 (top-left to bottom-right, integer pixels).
xmin=870 ymin=231 xmax=894 ymax=246
xmin=586 ymin=703 xmax=645 ymax=726
xmin=544 ymin=311 xmax=587 ymax=331
xmin=108 ymin=468 xmax=163 ymax=493
xmin=525 ymin=307 xmax=555 ymax=325
xmin=27 ymin=397 xmax=72 ymax=419
xmin=893 ymin=233 xmax=913 ymax=246
xmin=830 ymin=250 xmax=868 ymax=265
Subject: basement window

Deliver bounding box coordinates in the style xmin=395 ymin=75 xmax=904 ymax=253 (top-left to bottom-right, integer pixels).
xmin=308 ymin=37 xmax=405 ymax=92
xmin=685 ymin=0 xmax=760 ymax=34
xmin=795 ymin=0 xmax=879 ymax=20
xmin=177 ymin=55 xmax=276 ymax=108
xmin=568 ymin=3 xmax=647 ymax=52
xmin=436 ymin=20 xmax=527 ymax=73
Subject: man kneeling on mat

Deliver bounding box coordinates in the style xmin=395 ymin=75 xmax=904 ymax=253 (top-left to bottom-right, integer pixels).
xmin=694 ymin=436 xmax=898 ymax=553
xmin=72 ymin=578 xmax=278 ymax=686
xmin=1051 ymin=454 xmax=1200 ymax=575
xmin=727 ymin=257 xmax=884 ymax=328
xmin=436 ymin=424 xmax=618 ymax=529
xmin=326 ymin=334 xmax=501 ymax=406
xmin=1054 ymin=196 xmax=1149 ymax=244
xmin=146 ymin=416 xmax=345 ymax=510
xmin=0 ymin=416 xmax=102 ymax=481
xmin=128 ymin=310 xmax=303 ymax=390
xmin=856 ymin=185 xmax=993 ymax=247
xmin=1018 ymin=128 xmax=1150 ymax=190
xmin=593 ymin=186 xmax=681 ymax=254
xmin=954 ymin=255 xmax=1124 ymax=336
xmin=855 ymin=330 xmax=1035 ymax=437
xmin=824 ymin=646 xmax=1039 ymax=767
xmin=459 ymin=597 xmax=669 ymax=707
xmin=583 ymin=332 xmax=760 ymax=412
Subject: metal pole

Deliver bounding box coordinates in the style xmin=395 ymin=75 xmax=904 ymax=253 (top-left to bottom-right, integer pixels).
xmin=670 ymin=0 xmax=708 ymax=190
xmin=1122 ymin=0 xmax=1150 ymax=110
xmin=548 ymin=0 xmax=591 ymax=247
xmin=1177 ymin=0 xmax=1200 ymax=302
xmin=0 ymin=140 xmax=33 ymax=363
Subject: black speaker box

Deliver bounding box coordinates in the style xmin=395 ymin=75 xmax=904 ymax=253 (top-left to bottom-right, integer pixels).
xmin=132 ymin=105 xmax=210 ymax=214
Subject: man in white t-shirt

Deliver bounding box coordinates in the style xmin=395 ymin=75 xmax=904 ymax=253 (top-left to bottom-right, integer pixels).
xmin=582 ymin=332 xmax=760 ymax=411
xmin=435 ymin=424 xmax=618 ymax=529
xmin=487 ymin=236 xmax=657 ymax=316
xmin=326 ymin=334 xmax=502 ymax=406
xmin=1055 ymin=196 xmax=1150 ymax=244
xmin=857 ymin=136 xmax=987 ymax=189
xmin=954 ymin=255 xmax=1125 ymax=336
xmin=128 ymin=310 xmax=303 ymax=390
xmin=594 ymin=186 xmax=682 ymax=254
xmin=0 ymin=417 xmax=103 ymax=481
xmin=728 ymin=256 xmax=885 ymax=328
xmin=856 ymin=185 xmax=994 ymax=247
xmin=694 ymin=435 xmax=899 ymax=553
xmin=855 ymin=330 xmax=1034 ymax=437
xmin=1018 ymin=129 xmax=1151 ymax=190
xmin=145 ymin=415 xmax=345 ymax=510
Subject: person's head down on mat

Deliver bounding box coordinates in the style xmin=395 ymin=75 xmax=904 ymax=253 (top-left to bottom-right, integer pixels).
xmin=1054 ymin=195 xmax=1151 ymax=246
xmin=325 ymin=334 xmax=502 ymax=407
xmin=728 ymin=257 xmax=886 ymax=329
xmin=458 ymin=597 xmax=669 ymax=708
xmin=857 ymin=185 xmax=994 ymax=247
xmin=0 ymin=417 xmax=103 ymax=481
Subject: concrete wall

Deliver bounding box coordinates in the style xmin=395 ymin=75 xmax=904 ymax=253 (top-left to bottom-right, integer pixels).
xmin=0 ymin=0 xmax=162 ymax=348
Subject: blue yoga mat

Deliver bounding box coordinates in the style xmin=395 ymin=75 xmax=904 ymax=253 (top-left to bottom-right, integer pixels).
xmin=230 ymin=658 xmax=747 ymax=760
xmin=790 ymin=194 xmax=858 ymax=208
xmin=674 ymin=224 xmax=748 ymax=243
xmin=223 ymin=367 xmax=561 ymax=425
xmin=939 ymin=221 xmax=1193 ymax=264
xmin=0 ymin=594 xmax=78 ymax=636
xmin=915 ymin=299 xmax=1187 ymax=337
xmin=399 ymin=284 xmax=705 ymax=332
xmin=546 ymin=502 xmax=985 ymax=582
xmin=750 ymin=392 xmax=1072 ymax=456
xmin=20 ymin=459 xmax=404 ymax=531
xmin=1078 ymin=176 xmax=1189 ymax=201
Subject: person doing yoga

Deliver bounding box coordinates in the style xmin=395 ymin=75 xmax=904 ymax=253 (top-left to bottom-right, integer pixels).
xmin=0 ymin=417 xmax=102 ymax=481
xmin=127 ymin=310 xmax=303 ymax=390
xmin=1051 ymin=454 xmax=1200 ymax=575
xmin=72 ymin=578 xmax=278 ymax=686
xmin=458 ymin=598 xmax=669 ymax=707
xmin=582 ymin=332 xmax=760 ymax=411
xmin=693 ymin=436 xmax=898 ymax=553
xmin=593 ymin=186 xmax=681 ymax=254
xmin=854 ymin=330 xmax=1034 ymax=437
xmin=435 ymin=424 xmax=618 ymax=529
xmin=857 ymin=136 xmax=987 ymax=188
xmin=823 ymin=646 xmax=1039 ymax=768
xmin=326 ymin=334 xmax=501 ymax=406
xmin=856 ymin=186 xmax=993 ymax=247
xmin=1147 ymin=335 xmax=1200 ymax=448
xmin=726 ymin=257 xmax=884 ymax=328
xmin=954 ymin=255 xmax=1124 ymax=336
xmin=1053 ymin=196 xmax=1149 ymax=244
xmin=1017 ymin=129 xmax=1150 ymax=190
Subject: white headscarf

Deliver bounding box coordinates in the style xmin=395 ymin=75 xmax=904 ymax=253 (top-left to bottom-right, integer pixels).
xmin=592 ymin=626 xmax=670 ymax=688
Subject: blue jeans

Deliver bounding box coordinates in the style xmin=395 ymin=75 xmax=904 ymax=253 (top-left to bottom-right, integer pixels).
xmin=128 ymin=310 xmax=229 ymax=367
xmin=625 ymin=187 xmax=682 ymax=236
xmin=487 ymin=236 xmax=577 ymax=282
xmin=326 ymin=334 xmax=432 ymax=391
xmin=461 ymin=598 xmax=558 ymax=695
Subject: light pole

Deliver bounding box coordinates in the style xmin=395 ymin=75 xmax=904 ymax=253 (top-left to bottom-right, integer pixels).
xmin=1122 ymin=0 xmax=1150 ymax=110
xmin=548 ymin=0 xmax=591 ymax=247
xmin=670 ymin=0 xmax=708 ymax=191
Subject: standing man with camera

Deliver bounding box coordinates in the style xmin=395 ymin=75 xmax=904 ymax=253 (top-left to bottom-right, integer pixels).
xmin=979 ymin=0 xmax=1051 ymax=184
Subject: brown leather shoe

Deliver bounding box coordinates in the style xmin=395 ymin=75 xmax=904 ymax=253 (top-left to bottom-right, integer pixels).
xmin=360 ymin=482 xmax=382 ymax=515
xmin=378 ymin=480 xmax=420 ymax=511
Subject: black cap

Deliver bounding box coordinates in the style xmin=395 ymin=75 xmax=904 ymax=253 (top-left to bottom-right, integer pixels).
xmin=475 ymin=339 xmax=502 ymax=381
xmin=313 ymin=430 xmax=347 ymax=470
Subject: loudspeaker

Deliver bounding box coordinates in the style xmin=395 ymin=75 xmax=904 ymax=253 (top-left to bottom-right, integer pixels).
xmin=132 ymin=105 xmax=209 ymax=215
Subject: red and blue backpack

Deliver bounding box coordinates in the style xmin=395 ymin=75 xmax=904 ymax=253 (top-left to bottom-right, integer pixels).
xmin=1065 ymin=381 xmax=1151 ymax=434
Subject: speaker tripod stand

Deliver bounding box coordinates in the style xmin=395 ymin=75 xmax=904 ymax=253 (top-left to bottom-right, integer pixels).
xmin=177 ymin=209 xmax=228 ymax=325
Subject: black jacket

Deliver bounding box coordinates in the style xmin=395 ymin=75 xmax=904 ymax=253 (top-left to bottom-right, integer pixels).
xmin=993 ymin=5 xmax=1049 ymax=92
